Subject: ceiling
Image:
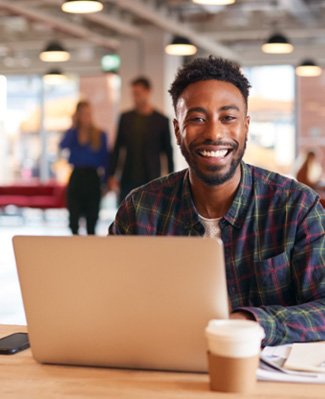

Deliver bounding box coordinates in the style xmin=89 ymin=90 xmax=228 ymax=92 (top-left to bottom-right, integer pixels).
xmin=0 ymin=0 xmax=325 ymax=75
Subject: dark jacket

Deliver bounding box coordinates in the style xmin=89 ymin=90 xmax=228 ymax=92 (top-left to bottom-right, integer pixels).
xmin=109 ymin=110 xmax=174 ymax=186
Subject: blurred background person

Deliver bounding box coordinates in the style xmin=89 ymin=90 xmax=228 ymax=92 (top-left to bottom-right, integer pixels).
xmin=108 ymin=76 xmax=174 ymax=204
xmin=60 ymin=100 xmax=110 ymax=235
xmin=296 ymin=151 xmax=322 ymax=190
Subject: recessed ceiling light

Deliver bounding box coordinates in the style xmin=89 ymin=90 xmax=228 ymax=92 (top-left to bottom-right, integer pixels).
xmin=43 ymin=69 xmax=69 ymax=84
xmin=165 ymin=36 xmax=197 ymax=56
xmin=261 ymin=33 xmax=294 ymax=54
xmin=192 ymin=0 xmax=235 ymax=4
xmin=61 ymin=0 xmax=103 ymax=14
xmin=296 ymin=59 xmax=322 ymax=77
xmin=40 ymin=41 xmax=70 ymax=62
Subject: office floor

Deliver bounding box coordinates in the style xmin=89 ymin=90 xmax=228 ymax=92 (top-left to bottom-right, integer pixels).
xmin=0 ymin=197 xmax=116 ymax=325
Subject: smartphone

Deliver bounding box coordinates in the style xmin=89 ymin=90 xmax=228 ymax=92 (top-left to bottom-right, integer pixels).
xmin=0 ymin=332 xmax=30 ymax=355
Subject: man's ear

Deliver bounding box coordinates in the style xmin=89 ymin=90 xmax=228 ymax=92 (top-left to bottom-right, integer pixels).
xmin=245 ymin=115 xmax=250 ymax=128
xmin=173 ymin=118 xmax=181 ymax=146
xmin=245 ymin=115 xmax=250 ymax=138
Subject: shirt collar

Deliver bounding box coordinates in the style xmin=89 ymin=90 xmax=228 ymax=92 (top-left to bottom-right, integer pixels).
xmin=180 ymin=171 xmax=204 ymax=235
xmin=223 ymin=161 xmax=252 ymax=228
xmin=181 ymin=162 xmax=252 ymax=230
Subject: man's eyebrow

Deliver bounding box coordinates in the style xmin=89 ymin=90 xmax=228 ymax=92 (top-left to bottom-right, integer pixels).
xmin=219 ymin=105 xmax=240 ymax=112
xmin=186 ymin=105 xmax=241 ymax=114
xmin=186 ymin=107 xmax=207 ymax=114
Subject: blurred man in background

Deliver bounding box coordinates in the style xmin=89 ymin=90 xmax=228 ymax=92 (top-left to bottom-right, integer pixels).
xmin=108 ymin=77 xmax=174 ymax=203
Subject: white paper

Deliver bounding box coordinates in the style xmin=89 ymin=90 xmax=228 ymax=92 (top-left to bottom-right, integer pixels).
xmin=257 ymin=367 xmax=325 ymax=384
xmin=284 ymin=342 xmax=325 ymax=373
xmin=258 ymin=343 xmax=325 ymax=384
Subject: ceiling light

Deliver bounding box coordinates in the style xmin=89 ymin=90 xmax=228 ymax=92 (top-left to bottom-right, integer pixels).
xmin=61 ymin=0 xmax=103 ymax=14
xmin=165 ymin=36 xmax=197 ymax=56
xmin=261 ymin=33 xmax=294 ymax=54
xmin=296 ymin=59 xmax=322 ymax=77
xmin=43 ymin=69 xmax=69 ymax=85
xmin=192 ymin=0 xmax=235 ymax=4
xmin=40 ymin=41 xmax=70 ymax=62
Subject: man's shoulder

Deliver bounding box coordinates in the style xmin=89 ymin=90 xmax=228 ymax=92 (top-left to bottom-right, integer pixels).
xmin=120 ymin=109 xmax=168 ymax=122
xmin=120 ymin=110 xmax=136 ymax=119
xmin=127 ymin=170 xmax=187 ymax=199
xmin=247 ymin=163 xmax=319 ymax=202
xmin=152 ymin=109 xmax=169 ymax=123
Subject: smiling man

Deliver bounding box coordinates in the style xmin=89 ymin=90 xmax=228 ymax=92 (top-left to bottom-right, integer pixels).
xmin=109 ymin=56 xmax=325 ymax=346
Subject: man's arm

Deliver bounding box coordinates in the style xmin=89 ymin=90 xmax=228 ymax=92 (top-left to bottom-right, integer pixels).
xmin=234 ymin=199 xmax=325 ymax=346
xmin=108 ymin=116 xmax=124 ymax=178
xmin=109 ymin=195 xmax=136 ymax=235
xmin=161 ymin=118 xmax=174 ymax=173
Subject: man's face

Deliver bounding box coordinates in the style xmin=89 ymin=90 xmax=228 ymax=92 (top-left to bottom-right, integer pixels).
xmin=131 ymin=84 xmax=151 ymax=109
xmin=173 ymin=80 xmax=250 ymax=186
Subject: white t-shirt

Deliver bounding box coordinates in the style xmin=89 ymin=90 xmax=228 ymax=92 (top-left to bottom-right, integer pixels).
xmin=198 ymin=214 xmax=221 ymax=239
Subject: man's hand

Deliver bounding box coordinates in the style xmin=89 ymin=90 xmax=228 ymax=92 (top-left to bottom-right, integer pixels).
xmin=230 ymin=311 xmax=255 ymax=321
xmin=107 ymin=176 xmax=120 ymax=193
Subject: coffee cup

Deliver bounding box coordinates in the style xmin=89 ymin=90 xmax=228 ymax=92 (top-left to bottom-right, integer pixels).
xmin=205 ymin=319 xmax=265 ymax=393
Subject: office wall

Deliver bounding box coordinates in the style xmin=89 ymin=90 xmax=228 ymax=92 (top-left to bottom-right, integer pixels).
xmin=296 ymin=71 xmax=325 ymax=170
xmin=79 ymin=74 xmax=121 ymax=146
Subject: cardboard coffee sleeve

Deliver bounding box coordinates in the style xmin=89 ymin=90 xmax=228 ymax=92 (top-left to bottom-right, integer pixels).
xmin=207 ymin=351 xmax=259 ymax=393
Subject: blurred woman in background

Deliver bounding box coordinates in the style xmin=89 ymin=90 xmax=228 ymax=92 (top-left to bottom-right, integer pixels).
xmin=296 ymin=151 xmax=322 ymax=190
xmin=60 ymin=100 xmax=109 ymax=235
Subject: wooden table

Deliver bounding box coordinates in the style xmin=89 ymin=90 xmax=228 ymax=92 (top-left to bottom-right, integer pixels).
xmin=0 ymin=325 xmax=324 ymax=398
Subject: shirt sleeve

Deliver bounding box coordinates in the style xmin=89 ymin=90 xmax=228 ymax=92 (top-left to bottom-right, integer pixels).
xmin=161 ymin=118 xmax=174 ymax=173
xmin=109 ymin=116 xmax=124 ymax=177
xmin=234 ymin=198 xmax=325 ymax=346
xmin=108 ymin=195 xmax=137 ymax=235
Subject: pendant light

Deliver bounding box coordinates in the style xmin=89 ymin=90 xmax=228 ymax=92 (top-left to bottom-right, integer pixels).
xmin=165 ymin=36 xmax=197 ymax=56
xmin=296 ymin=59 xmax=322 ymax=77
xmin=43 ymin=69 xmax=68 ymax=85
xmin=261 ymin=32 xmax=293 ymax=54
xmin=192 ymin=0 xmax=235 ymax=4
xmin=61 ymin=0 xmax=103 ymax=14
xmin=40 ymin=41 xmax=70 ymax=62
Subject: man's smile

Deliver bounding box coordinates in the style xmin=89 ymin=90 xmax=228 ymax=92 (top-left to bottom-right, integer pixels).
xmin=197 ymin=148 xmax=232 ymax=159
xmin=192 ymin=143 xmax=236 ymax=167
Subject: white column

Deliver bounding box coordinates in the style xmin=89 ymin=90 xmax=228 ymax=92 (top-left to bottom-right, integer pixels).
xmin=119 ymin=28 xmax=183 ymax=116
xmin=118 ymin=38 xmax=142 ymax=112
xmin=119 ymin=28 xmax=185 ymax=170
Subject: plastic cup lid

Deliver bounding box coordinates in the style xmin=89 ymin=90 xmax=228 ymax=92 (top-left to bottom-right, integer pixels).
xmin=205 ymin=319 xmax=265 ymax=342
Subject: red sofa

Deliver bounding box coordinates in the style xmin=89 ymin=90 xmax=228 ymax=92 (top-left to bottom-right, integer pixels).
xmin=0 ymin=182 xmax=66 ymax=210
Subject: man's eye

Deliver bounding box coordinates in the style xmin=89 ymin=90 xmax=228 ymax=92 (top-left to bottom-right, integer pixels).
xmin=222 ymin=115 xmax=236 ymax=122
xmin=190 ymin=117 xmax=205 ymax=123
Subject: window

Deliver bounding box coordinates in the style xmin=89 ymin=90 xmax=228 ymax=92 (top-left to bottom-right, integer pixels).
xmin=243 ymin=65 xmax=295 ymax=176
xmin=0 ymin=75 xmax=78 ymax=184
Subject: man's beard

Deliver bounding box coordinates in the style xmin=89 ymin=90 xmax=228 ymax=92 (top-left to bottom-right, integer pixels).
xmin=180 ymin=138 xmax=247 ymax=186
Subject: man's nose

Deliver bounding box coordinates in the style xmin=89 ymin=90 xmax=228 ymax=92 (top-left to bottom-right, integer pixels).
xmin=204 ymin=119 xmax=226 ymax=141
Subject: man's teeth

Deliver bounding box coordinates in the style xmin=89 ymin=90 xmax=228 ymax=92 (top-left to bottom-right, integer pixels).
xmin=201 ymin=150 xmax=228 ymax=158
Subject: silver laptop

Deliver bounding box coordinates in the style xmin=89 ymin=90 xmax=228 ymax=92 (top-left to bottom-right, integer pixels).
xmin=13 ymin=235 xmax=228 ymax=372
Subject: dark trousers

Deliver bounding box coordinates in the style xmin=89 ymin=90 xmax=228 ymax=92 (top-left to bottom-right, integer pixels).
xmin=67 ymin=168 xmax=101 ymax=235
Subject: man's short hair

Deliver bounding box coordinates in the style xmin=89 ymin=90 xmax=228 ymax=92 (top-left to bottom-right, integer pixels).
xmin=169 ymin=56 xmax=251 ymax=111
xmin=131 ymin=76 xmax=152 ymax=90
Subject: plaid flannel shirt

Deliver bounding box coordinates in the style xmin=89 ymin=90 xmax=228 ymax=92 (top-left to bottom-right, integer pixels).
xmin=109 ymin=162 xmax=325 ymax=346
